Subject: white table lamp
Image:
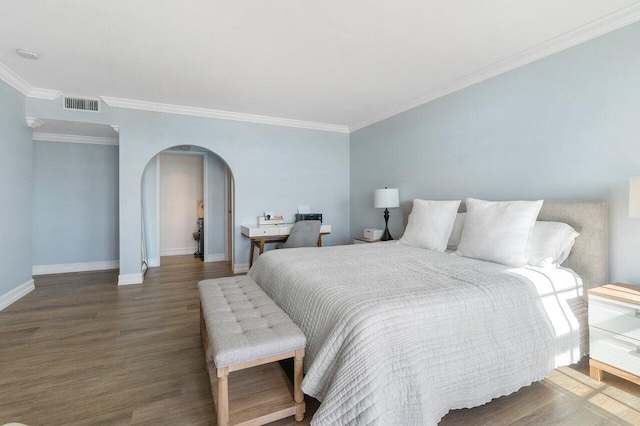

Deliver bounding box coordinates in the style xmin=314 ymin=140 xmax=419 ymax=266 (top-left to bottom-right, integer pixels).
xmin=374 ymin=187 xmax=400 ymax=241
xmin=630 ymin=177 xmax=640 ymax=218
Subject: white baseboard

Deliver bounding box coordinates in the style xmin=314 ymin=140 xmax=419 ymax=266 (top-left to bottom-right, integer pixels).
xmin=0 ymin=279 xmax=35 ymax=311
xmin=205 ymin=253 xmax=226 ymax=262
xmin=160 ymin=247 xmax=197 ymax=256
xmin=33 ymin=260 xmax=119 ymax=275
xmin=147 ymin=258 xmax=160 ymax=268
xmin=233 ymin=263 xmax=250 ymax=274
xmin=118 ymin=273 xmax=144 ymax=286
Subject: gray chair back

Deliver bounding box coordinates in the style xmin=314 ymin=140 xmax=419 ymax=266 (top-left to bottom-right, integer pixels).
xmin=282 ymin=220 xmax=322 ymax=249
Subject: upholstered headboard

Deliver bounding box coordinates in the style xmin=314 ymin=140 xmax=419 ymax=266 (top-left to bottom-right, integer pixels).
xmin=539 ymin=202 xmax=608 ymax=290
xmin=402 ymin=200 xmax=608 ymax=291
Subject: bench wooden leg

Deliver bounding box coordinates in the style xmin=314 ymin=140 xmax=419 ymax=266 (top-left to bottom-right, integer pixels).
xmin=590 ymin=364 xmax=604 ymax=381
xmin=294 ymin=348 xmax=305 ymax=421
xmin=217 ymin=366 xmax=230 ymax=426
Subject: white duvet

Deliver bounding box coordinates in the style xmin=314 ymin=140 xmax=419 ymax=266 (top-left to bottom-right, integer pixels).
xmin=248 ymin=242 xmax=588 ymax=425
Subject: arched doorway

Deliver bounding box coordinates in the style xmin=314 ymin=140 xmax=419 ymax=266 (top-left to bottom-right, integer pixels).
xmin=140 ymin=145 xmax=234 ymax=272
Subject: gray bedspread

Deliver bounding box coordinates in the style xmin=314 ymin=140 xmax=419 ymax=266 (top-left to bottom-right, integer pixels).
xmin=248 ymin=242 xmax=587 ymax=425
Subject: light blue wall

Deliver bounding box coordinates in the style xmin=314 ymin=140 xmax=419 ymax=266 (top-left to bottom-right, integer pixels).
xmin=26 ymin=99 xmax=351 ymax=276
xmin=32 ymin=141 xmax=119 ymax=266
xmin=351 ymin=22 xmax=640 ymax=283
xmin=0 ymin=81 xmax=32 ymax=297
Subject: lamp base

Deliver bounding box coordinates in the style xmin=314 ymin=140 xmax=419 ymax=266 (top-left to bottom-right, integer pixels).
xmin=380 ymin=208 xmax=393 ymax=241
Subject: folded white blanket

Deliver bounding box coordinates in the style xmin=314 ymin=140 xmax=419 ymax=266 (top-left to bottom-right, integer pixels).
xmin=249 ymin=242 xmax=587 ymax=425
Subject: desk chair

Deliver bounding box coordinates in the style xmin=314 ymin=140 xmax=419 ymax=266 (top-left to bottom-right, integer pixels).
xmin=282 ymin=220 xmax=322 ymax=249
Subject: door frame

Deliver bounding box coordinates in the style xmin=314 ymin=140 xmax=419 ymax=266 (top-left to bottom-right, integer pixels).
xmin=154 ymin=150 xmax=208 ymax=266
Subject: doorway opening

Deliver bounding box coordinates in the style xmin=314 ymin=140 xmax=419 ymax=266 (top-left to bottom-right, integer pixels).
xmin=140 ymin=145 xmax=234 ymax=271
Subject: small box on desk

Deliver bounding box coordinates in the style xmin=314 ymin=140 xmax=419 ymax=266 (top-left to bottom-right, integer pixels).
xmin=295 ymin=213 xmax=322 ymax=223
xmin=364 ymin=229 xmax=383 ymax=240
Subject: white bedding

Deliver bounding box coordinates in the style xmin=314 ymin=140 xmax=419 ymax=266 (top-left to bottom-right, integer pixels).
xmin=248 ymin=242 xmax=588 ymax=425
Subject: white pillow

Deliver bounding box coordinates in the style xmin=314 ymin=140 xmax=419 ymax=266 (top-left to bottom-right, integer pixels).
xmin=455 ymin=198 xmax=543 ymax=267
xmin=399 ymin=199 xmax=461 ymax=252
xmin=447 ymin=213 xmax=466 ymax=250
xmin=528 ymin=221 xmax=579 ymax=268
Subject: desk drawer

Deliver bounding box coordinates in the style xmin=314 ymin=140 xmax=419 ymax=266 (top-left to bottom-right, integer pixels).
xmin=589 ymin=294 xmax=640 ymax=340
xmin=252 ymin=228 xmax=282 ymax=237
xmin=590 ymin=327 xmax=640 ymax=376
xmin=242 ymin=226 xmax=292 ymax=237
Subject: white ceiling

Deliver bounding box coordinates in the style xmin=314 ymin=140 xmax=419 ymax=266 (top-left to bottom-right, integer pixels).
xmin=2 ymin=1 xmax=639 ymax=130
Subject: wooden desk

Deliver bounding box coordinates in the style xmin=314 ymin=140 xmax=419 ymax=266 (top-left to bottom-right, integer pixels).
xmin=241 ymin=223 xmax=331 ymax=267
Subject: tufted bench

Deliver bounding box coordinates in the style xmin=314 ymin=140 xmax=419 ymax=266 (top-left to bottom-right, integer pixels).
xmin=198 ymin=275 xmax=306 ymax=426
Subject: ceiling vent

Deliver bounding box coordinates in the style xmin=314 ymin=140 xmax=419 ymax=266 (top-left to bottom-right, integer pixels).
xmin=63 ymin=96 xmax=100 ymax=112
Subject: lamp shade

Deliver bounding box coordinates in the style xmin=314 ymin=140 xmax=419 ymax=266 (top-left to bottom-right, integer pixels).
xmin=374 ymin=188 xmax=399 ymax=209
xmin=631 ymin=177 xmax=640 ymax=218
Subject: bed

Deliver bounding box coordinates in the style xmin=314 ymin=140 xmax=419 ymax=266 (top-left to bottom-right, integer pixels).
xmin=247 ymin=201 xmax=608 ymax=425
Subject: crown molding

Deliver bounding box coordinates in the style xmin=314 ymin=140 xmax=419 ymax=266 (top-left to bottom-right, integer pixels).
xmin=349 ymin=3 xmax=640 ymax=132
xmin=100 ymin=96 xmax=350 ymax=133
xmin=33 ymin=132 xmax=119 ymax=146
xmin=26 ymin=117 xmax=45 ymax=128
xmin=29 ymin=87 xmax=61 ymax=100
xmin=0 ymin=62 xmax=31 ymax=96
xmin=0 ymin=62 xmax=61 ymax=99
xmin=5 ymin=2 xmax=640 ymax=135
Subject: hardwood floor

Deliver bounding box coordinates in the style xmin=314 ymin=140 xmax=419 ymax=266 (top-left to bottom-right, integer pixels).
xmin=1 ymin=255 xmax=639 ymax=425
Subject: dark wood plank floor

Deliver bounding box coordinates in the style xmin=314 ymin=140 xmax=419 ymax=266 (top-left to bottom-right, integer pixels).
xmin=1 ymin=255 xmax=639 ymax=425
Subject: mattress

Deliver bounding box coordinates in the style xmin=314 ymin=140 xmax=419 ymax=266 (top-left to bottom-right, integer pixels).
xmin=248 ymin=242 xmax=588 ymax=425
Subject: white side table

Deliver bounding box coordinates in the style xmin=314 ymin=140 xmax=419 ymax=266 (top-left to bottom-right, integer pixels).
xmin=589 ymin=282 xmax=640 ymax=385
xmin=354 ymin=237 xmax=381 ymax=244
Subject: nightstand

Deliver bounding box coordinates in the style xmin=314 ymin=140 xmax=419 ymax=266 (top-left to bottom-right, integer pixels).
xmin=354 ymin=237 xmax=381 ymax=244
xmin=588 ymin=283 xmax=640 ymax=385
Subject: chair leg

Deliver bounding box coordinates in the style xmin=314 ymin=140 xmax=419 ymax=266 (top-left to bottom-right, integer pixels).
xmin=217 ymin=367 xmax=230 ymax=426
xmin=294 ymin=349 xmax=305 ymax=421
